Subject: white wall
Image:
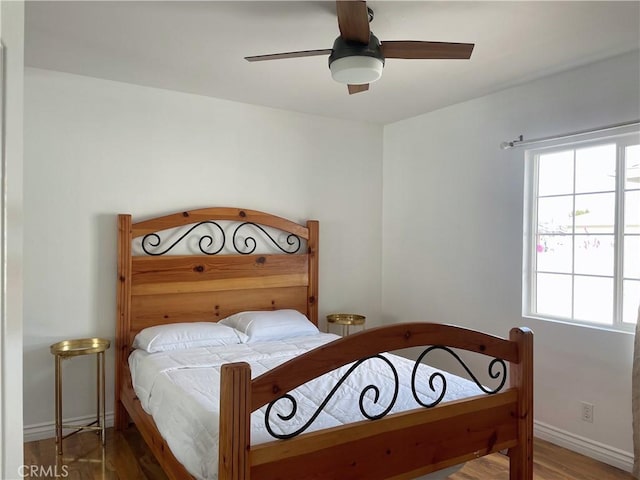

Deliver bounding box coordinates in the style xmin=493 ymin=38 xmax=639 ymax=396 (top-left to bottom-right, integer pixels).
xmin=23 ymin=68 xmax=383 ymax=435
xmin=1 ymin=1 xmax=24 ymax=478
xmin=382 ymin=50 xmax=640 ymax=469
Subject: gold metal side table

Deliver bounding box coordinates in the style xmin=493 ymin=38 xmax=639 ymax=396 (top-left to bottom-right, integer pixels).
xmin=326 ymin=313 xmax=366 ymax=336
xmin=50 ymin=337 xmax=110 ymax=455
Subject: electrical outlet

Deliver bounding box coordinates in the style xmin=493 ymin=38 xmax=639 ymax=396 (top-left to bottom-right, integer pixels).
xmin=581 ymin=401 xmax=594 ymax=423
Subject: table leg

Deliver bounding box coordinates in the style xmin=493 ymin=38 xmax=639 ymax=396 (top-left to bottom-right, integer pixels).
xmin=96 ymin=351 xmax=100 ymax=433
xmin=100 ymin=351 xmax=106 ymax=445
xmin=55 ymin=355 xmax=62 ymax=455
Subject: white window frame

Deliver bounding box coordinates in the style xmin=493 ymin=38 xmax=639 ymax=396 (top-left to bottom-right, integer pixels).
xmin=523 ymin=125 xmax=640 ymax=332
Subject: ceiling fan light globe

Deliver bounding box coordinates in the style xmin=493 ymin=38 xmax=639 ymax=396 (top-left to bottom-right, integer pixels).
xmin=329 ymin=56 xmax=383 ymax=85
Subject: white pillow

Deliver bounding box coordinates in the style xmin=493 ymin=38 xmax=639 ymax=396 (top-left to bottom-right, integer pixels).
xmin=132 ymin=322 xmax=248 ymax=353
xmin=219 ymin=309 xmax=319 ymax=343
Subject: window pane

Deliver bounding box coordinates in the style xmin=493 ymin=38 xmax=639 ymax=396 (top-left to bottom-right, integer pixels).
xmin=574 ymin=235 xmax=614 ymax=276
xmin=575 ymin=144 xmax=616 ymax=193
xmin=623 ymin=280 xmax=640 ymax=324
xmin=538 ymin=196 xmax=573 ymax=234
xmin=574 ymin=192 xmax=615 ymax=235
xmin=625 ymin=236 xmax=640 ymax=279
xmin=536 ymin=235 xmax=572 ymax=273
xmin=573 ymin=276 xmax=613 ymax=324
xmin=535 ymin=273 xmax=572 ymax=318
xmin=626 ymin=145 xmax=640 ymax=190
xmin=538 ymin=150 xmax=574 ymax=196
xmin=626 ymin=191 xmax=640 ymax=235
xmin=528 ymin=135 xmax=640 ymax=329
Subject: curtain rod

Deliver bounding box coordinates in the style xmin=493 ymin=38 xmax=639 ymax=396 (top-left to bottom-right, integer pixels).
xmin=500 ymin=119 xmax=640 ymax=150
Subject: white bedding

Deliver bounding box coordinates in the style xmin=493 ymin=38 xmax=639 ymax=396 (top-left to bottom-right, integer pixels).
xmin=129 ymin=333 xmax=479 ymax=480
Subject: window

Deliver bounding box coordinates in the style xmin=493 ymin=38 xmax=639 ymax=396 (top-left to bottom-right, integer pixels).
xmin=523 ymin=128 xmax=640 ymax=331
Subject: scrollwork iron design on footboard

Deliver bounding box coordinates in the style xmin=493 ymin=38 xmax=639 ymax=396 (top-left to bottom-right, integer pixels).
xmin=265 ymin=355 xmax=399 ymax=440
xmin=411 ymin=346 xmax=507 ymax=408
xmin=264 ymin=346 xmax=507 ymax=440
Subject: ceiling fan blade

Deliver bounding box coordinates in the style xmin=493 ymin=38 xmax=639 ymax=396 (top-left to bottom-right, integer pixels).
xmin=336 ymin=1 xmax=370 ymax=44
xmin=348 ymin=84 xmax=369 ymax=94
xmin=245 ymin=49 xmax=332 ymax=62
xmin=381 ymin=41 xmax=474 ymax=59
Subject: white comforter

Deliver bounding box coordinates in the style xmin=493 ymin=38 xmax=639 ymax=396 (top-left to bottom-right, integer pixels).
xmin=129 ymin=333 xmax=479 ymax=480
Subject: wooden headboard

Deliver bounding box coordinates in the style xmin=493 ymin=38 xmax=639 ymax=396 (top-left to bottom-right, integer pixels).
xmin=115 ymin=207 xmax=318 ymax=429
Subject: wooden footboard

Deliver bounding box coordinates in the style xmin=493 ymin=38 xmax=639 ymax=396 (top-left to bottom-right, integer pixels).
xmin=219 ymin=323 xmax=533 ymax=480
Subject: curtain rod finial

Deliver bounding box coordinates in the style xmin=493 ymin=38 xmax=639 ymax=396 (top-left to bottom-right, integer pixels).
xmin=500 ymin=134 xmax=524 ymax=150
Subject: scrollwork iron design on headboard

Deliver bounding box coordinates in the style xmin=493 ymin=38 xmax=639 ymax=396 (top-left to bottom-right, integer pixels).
xmin=265 ymin=355 xmax=399 ymax=440
xmin=410 ymin=346 xmax=507 ymax=408
xmin=141 ymin=221 xmax=226 ymax=256
xmin=140 ymin=220 xmax=301 ymax=256
xmin=232 ymin=222 xmax=301 ymax=255
xmin=264 ymin=346 xmax=507 ymax=440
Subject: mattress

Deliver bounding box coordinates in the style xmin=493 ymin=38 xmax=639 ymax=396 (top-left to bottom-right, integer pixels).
xmin=129 ymin=332 xmax=479 ymax=480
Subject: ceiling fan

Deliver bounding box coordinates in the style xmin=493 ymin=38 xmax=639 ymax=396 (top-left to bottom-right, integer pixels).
xmin=245 ymin=1 xmax=474 ymax=95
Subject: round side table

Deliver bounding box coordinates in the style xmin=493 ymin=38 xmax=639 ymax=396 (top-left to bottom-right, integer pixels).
xmin=326 ymin=313 xmax=366 ymax=336
xmin=50 ymin=337 xmax=110 ymax=455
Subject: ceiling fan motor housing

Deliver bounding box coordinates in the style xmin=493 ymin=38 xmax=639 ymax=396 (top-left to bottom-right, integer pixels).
xmin=329 ymin=33 xmax=385 ymax=85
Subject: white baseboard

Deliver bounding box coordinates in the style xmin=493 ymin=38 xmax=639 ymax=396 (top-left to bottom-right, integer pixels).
xmin=24 ymin=412 xmax=114 ymax=443
xmin=534 ymin=420 xmax=634 ymax=473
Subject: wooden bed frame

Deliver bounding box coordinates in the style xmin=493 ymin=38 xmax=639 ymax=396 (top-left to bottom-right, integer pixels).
xmin=115 ymin=207 xmax=533 ymax=480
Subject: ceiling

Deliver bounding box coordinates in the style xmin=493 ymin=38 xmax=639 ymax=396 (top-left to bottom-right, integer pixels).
xmin=25 ymin=1 xmax=640 ymax=124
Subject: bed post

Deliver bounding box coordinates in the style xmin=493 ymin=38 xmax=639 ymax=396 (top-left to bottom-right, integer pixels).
xmin=219 ymin=362 xmax=252 ymax=480
xmin=115 ymin=214 xmax=132 ymax=431
xmin=508 ymin=327 xmax=534 ymax=479
xmin=306 ymin=220 xmax=319 ymax=326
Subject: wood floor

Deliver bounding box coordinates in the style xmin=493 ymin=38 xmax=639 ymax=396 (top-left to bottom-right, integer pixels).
xmin=24 ymin=427 xmax=633 ymax=479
